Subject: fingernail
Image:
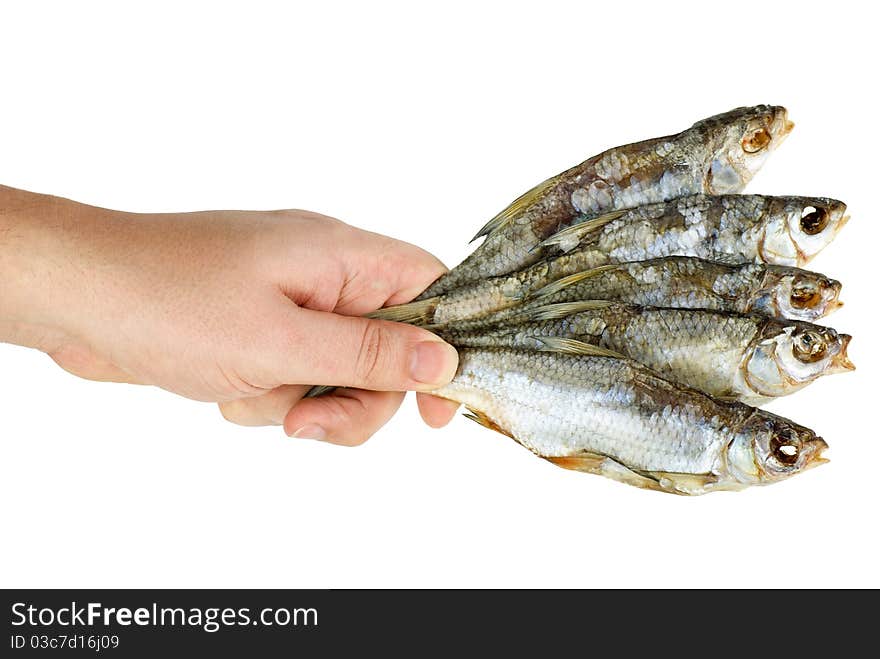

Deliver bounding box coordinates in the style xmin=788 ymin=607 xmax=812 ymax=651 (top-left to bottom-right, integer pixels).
xmin=289 ymin=424 xmax=327 ymax=441
xmin=410 ymin=341 xmax=459 ymax=386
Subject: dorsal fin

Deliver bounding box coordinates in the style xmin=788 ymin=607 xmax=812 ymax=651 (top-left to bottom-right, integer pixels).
xmin=529 ymin=264 xmax=621 ymax=300
xmin=534 ymin=337 xmax=624 ymax=358
xmin=527 ymin=300 xmax=615 ymax=321
xmin=469 ymin=175 xmax=561 ymax=243
xmin=538 ymin=209 xmax=629 ymax=252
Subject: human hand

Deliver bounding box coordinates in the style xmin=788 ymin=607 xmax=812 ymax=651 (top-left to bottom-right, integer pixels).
xmin=0 ymin=185 xmax=461 ymax=444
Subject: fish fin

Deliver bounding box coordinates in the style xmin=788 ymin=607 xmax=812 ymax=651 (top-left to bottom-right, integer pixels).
xmin=305 ymin=385 xmax=337 ymax=398
xmin=365 ymin=297 xmax=439 ymax=326
xmin=546 ymin=453 xmax=669 ymax=493
xmin=527 ymin=300 xmax=615 ymax=321
xmin=534 ymin=337 xmax=625 ymax=359
xmin=548 ymin=455 xmax=723 ymax=496
xmin=528 ymin=264 xmax=620 ymax=300
xmin=643 ymin=471 xmax=735 ymax=496
xmin=462 ymin=408 xmax=515 ymax=439
xmin=538 ymin=209 xmax=629 ymax=252
xmin=469 ymin=176 xmax=560 ymax=243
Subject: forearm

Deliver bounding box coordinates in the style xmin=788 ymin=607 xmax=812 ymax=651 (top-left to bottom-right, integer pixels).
xmin=0 ymin=185 xmax=109 ymax=349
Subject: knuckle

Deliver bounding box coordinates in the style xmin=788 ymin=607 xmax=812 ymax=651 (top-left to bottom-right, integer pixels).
xmin=314 ymin=394 xmax=373 ymax=447
xmin=382 ymin=247 xmax=446 ymax=294
xmin=353 ymin=321 xmax=389 ymax=386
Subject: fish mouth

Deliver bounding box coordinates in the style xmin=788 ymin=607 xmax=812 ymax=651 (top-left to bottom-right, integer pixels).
xmin=831 ymin=334 xmax=856 ymax=372
xmin=778 ymin=107 xmax=795 ymax=135
xmin=773 ymin=107 xmax=795 ymax=140
xmin=804 ymin=437 xmax=830 ymax=469
xmin=827 ymin=299 xmax=845 ymax=315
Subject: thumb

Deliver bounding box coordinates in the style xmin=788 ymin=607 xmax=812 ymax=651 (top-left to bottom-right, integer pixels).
xmin=262 ymin=305 xmax=459 ymax=391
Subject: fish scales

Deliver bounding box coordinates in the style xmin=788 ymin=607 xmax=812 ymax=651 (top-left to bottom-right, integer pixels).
xmin=440 ymin=349 xmax=731 ymax=471
xmin=432 ymin=348 xmax=827 ymax=494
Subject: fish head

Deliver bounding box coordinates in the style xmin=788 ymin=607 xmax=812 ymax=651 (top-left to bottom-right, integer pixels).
xmin=742 ymin=323 xmax=854 ymax=397
xmin=696 ymin=105 xmax=793 ymax=194
xmin=758 ymin=197 xmax=849 ymax=266
xmin=727 ymin=411 xmax=828 ymax=485
xmin=754 ymin=267 xmax=843 ymax=321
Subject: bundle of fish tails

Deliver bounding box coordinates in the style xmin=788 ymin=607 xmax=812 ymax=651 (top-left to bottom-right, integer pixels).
xmin=419 ymin=105 xmax=794 ymax=298
xmin=373 ymin=193 xmax=847 ymax=327
xmin=322 ymin=105 xmax=854 ymax=494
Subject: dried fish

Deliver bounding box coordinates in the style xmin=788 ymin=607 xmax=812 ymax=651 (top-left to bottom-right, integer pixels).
xmin=442 ymin=302 xmax=854 ymax=404
xmin=420 ymin=105 xmax=793 ymax=298
xmin=431 ymin=346 xmax=828 ymax=495
xmin=540 ymin=194 xmax=848 ymax=267
xmin=371 ymin=257 xmax=843 ymax=329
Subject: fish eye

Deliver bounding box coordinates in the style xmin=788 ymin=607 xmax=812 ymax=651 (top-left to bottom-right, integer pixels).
xmin=742 ymin=127 xmax=771 ymax=153
xmin=790 ymin=284 xmax=821 ymax=309
xmin=770 ymin=432 xmax=801 ymax=465
xmin=800 ymin=206 xmax=829 ymax=235
xmin=793 ymin=330 xmax=828 ymax=363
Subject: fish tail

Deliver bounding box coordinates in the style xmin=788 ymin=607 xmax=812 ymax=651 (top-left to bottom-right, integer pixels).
xmin=305 ymin=385 xmax=337 ymax=398
xmin=442 ymin=333 xmax=497 ymax=349
xmin=366 ymin=297 xmax=440 ymax=326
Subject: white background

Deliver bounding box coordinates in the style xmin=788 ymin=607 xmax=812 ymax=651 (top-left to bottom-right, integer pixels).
xmin=1 ymin=1 xmax=877 ymax=588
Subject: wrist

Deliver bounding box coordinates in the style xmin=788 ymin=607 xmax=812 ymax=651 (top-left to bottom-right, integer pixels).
xmin=0 ymin=186 xmax=108 ymax=350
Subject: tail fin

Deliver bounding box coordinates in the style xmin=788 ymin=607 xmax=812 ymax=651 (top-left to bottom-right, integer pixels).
xmin=365 ymin=297 xmax=440 ymax=326
xmin=305 ymin=385 xmax=337 ymax=398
